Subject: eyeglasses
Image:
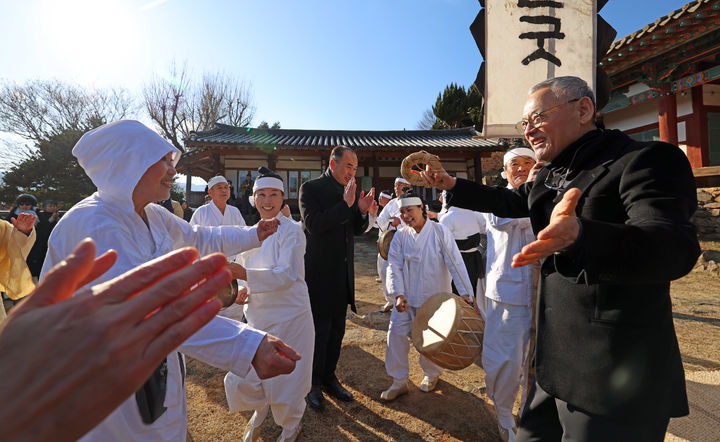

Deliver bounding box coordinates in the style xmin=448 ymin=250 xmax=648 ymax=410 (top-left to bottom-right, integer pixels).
xmin=515 ymin=98 xmax=581 ymax=132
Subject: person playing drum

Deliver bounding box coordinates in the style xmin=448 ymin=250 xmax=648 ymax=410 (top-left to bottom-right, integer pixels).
xmin=382 ymin=191 xmax=473 ymax=401
xmin=224 ymin=167 xmax=313 ymax=442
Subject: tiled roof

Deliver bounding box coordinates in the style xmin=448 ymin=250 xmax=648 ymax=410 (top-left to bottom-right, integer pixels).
xmin=184 ymin=123 xmax=501 ymax=151
xmin=602 ymin=0 xmax=720 ymax=75
xmin=607 ymin=0 xmax=711 ymax=54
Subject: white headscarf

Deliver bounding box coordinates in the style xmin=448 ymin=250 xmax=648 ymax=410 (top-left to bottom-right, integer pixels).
xmin=72 ymin=120 xmax=179 ymax=212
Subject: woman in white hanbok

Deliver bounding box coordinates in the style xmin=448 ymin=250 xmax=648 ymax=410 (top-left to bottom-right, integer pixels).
xmin=382 ymin=192 xmax=473 ymax=401
xmin=224 ymin=167 xmax=313 ymax=442
xmin=40 ymin=120 xmax=295 ymax=442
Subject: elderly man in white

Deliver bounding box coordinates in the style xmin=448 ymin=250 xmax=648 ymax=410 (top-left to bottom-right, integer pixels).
xmin=190 ymin=175 xmax=247 ymax=228
xmin=481 ymin=147 xmax=537 ymax=442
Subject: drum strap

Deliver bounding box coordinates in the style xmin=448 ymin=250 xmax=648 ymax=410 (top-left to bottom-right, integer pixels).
xmin=432 ymin=222 xmax=474 ymax=301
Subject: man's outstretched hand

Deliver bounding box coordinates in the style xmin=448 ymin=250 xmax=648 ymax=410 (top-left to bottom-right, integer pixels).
xmin=420 ymin=164 xmax=455 ymax=190
xmin=512 ymin=188 xmax=581 ymax=267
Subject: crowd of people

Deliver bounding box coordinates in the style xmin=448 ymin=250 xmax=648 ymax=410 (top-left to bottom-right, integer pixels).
xmin=0 ymin=76 xmax=701 ymax=442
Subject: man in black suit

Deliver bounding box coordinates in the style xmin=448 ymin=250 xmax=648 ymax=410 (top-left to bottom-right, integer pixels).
xmin=425 ymin=76 xmax=700 ymax=441
xmin=299 ymin=146 xmax=376 ymax=410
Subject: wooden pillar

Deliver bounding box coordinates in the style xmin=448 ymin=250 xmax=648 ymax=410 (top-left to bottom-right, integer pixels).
xmin=212 ymin=153 xmax=222 ymax=176
xmin=185 ymin=168 xmax=192 ymax=201
xmin=658 ymin=86 xmax=678 ymax=146
xmin=268 ymin=153 xmax=277 ymax=170
xmin=372 ymin=154 xmax=380 ymax=191
xmin=474 ymin=154 xmax=483 ymax=183
xmin=685 ymin=85 xmax=709 ymax=168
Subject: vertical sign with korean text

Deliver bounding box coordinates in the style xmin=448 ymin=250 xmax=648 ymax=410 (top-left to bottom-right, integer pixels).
xmin=483 ymin=0 xmax=596 ymax=137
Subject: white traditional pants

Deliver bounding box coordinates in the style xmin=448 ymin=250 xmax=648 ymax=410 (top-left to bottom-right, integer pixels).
xmin=377 ymin=254 xmax=393 ymax=305
xmin=482 ymin=298 xmax=532 ymax=430
xmin=385 ymin=306 xmax=443 ymax=382
xmin=224 ymin=311 xmax=314 ymax=435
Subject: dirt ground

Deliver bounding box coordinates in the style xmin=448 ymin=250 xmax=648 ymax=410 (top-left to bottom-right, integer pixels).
xmin=186 ymin=236 xmax=720 ymax=441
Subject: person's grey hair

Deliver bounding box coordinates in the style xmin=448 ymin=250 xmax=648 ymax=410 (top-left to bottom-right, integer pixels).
xmin=330 ymin=145 xmax=355 ymax=163
xmin=529 ymin=76 xmax=596 ymax=112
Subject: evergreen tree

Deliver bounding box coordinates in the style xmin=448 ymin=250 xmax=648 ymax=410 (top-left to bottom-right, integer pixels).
xmin=430 ymin=83 xmax=483 ymax=131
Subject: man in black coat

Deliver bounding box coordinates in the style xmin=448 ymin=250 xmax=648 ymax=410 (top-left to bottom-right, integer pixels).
xmin=425 ymin=76 xmax=700 ymax=441
xmin=299 ymin=146 xmax=376 ymax=410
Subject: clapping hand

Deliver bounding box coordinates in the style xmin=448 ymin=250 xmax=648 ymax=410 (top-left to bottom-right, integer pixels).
xmin=11 ymin=213 xmax=36 ymax=236
xmin=256 ymin=218 xmax=280 ymax=241
xmin=512 ymin=188 xmax=581 ymax=267
xmin=390 ymin=216 xmax=401 ymax=227
xmin=368 ymin=199 xmax=379 ymax=218
xmin=343 ymin=178 xmax=357 ymax=207
xmin=358 ymin=188 xmax=375 ymax=215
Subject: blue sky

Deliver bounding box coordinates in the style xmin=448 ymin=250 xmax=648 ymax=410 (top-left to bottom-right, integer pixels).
xmin=0 ymin=0 xmax=691 ymax=137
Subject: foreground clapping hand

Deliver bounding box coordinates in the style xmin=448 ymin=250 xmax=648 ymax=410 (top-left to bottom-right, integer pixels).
xmin=512 ymin=188 xmax=581 ymax=267
xmin=0 ymin=239 xmax=232 ymax=442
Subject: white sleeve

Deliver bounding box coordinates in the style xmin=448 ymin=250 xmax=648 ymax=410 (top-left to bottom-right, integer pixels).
xmin=439 ymin=225 xmax=473 ymax=296
xmin=364 ymin=214 xmax=377 ymax=233
xmin=161 ymin=208 xmax=261 ymax=256
xmin=246 ymin=227 xmax=305 ymax=294
xmin=476 ymin=212 xmax=487 ymax=233
xmin=179 ymin=315 xmax=265 ymax=377
xmin=376 ymin=205 xmax=392 ymax=232
xmin=386 ymin=231 xmax=405 ymax=298
xmin=487 ymin=214 xmax=531 ymax=231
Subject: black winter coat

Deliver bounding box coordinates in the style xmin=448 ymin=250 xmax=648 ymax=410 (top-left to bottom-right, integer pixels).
xmin=300 ymin=171 xmax=369 ymax=319
xmin=449 ymin=129 xmax=700 ymax=421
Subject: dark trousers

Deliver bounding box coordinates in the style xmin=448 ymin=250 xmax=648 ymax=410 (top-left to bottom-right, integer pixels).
xmin=311 ymin=312 xmax=346 ymax=385
xmin=517 ymin=381 xmax=670 ymax=442
xmin=451 ymin=250 xmax=484 ymax=297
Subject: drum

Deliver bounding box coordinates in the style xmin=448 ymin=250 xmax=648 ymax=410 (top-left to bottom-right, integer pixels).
xmin=411 ymin=292 xmax=484 ymax=370
xmin=377 ymin=229 xmax=396 ymax=260
xmin=216 ymin=279 xmax=239 ymax=309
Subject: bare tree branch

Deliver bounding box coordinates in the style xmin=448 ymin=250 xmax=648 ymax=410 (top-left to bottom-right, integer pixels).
xmin=143 ymin=62 xmax=256 ymax=151
xmin=417 ymin=108 xmax=437 ymax=130
xmin=0 ymin=79 xmax=136 ymax=143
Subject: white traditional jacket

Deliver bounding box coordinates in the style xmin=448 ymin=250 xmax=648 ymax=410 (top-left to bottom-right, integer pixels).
xmin=481 ymin=186 xmax=535 ymax=306
xmin=387 ymin=220 xmax=473 ymax=308
xmin=238 ymin=215 xmax=312 ymax=328
xmin=190 ymin=201 xmax=246 ymax=228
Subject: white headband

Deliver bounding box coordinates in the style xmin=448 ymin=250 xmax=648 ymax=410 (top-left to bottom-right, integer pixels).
xmin=253 ymin=176 xmax=284 ymax=193
xmin=399 ymin=197 xmax=423 ymax=207
xmin=395 ymin=177 xmax=410 ymax=185
xmin=379 ymin=192 xmax=392 ymax=199
xmin=503 ymin=147 xmax=536 ymax=166
xmin=207 ymin=175 xmax=228 ymax=189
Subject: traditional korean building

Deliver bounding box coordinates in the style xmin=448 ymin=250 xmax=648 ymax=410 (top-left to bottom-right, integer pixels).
xmin=600 ymin=0 xmax=720 ymax=185
xmin=177 ymin=124 xmax=503 ymax=208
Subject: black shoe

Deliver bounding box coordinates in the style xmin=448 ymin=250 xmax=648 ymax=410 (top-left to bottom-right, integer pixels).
xmin=306 ymin=385 xmax=325 ymax=410
xmin=323 ymin=378 xmax=354 ymax=402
